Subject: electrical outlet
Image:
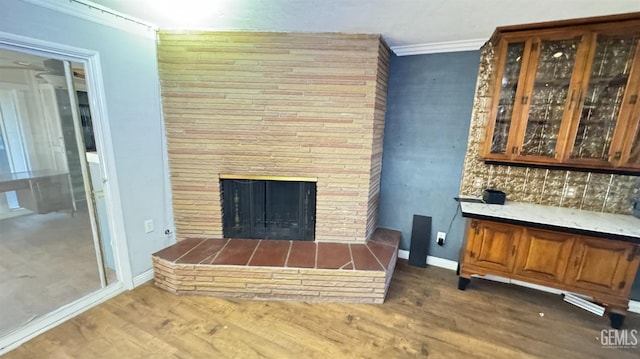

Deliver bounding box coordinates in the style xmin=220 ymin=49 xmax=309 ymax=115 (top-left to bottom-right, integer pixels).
xmin=473 ymin=178 xmax=484 ymax=188
xmin=144 ymin=219 xmax=154 ymax=234
xmin=565 ymin=186 xmax=577 ymax=199
xmin=437 ymin=231 xmax=446 ymax=246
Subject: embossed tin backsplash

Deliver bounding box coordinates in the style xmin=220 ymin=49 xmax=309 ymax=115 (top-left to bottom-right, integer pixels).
xmin=460 ymin=43 xmax=640 ymax=215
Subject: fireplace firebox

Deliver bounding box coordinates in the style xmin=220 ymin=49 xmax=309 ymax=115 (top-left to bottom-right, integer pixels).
xmin=221 ymin=179 xmax=316 ymax=241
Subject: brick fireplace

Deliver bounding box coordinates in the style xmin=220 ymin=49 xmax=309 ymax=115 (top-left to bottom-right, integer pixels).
xmin=153 ymin=31 xmax=399 ymax=303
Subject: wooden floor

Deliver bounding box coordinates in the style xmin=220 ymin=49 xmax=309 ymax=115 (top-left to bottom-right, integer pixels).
xmin=5 ymin=260 xmax=639 ymax=358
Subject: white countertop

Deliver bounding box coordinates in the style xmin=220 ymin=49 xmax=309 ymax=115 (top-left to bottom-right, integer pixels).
xmin=460 ymin=200 xmax=640 ymax=240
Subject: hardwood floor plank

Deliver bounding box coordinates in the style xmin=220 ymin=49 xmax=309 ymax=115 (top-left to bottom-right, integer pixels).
xmin=4 ymin=260 xmax=639 ymax=358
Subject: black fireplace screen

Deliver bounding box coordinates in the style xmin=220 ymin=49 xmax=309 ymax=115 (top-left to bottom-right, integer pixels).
xmin=221 ymin=179 xmax=316 ymax=241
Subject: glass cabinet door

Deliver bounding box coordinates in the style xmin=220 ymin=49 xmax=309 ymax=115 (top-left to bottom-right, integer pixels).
xmin=486 ymin=41 xmax=527 ymax=157
xmin=568 ymin=32 xmax=640 ymax=164
xmin=516 ymin=36 xmax=583 ymax=160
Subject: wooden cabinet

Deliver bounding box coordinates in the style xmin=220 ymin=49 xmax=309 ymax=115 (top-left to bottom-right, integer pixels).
xmin=484 ymin=17 xmax=640 ymax=172
xmin=459 ymin=219 xmax=640 ymax=328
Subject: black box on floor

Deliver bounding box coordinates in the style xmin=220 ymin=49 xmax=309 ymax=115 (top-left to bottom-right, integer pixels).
xmin=409 ymin=215 xmax=431 ymax=267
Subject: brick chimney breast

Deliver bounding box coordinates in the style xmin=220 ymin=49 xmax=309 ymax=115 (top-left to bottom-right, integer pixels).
xmin=158 ymin=31 xmax=390 ymax=243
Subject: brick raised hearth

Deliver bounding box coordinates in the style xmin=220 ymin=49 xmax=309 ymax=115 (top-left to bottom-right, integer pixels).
xmin=153 ymin=228 xmax=400 ymax=303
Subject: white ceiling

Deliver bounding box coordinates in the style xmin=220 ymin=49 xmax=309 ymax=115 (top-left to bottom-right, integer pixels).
xmin=88 ymin=0 xmax=640 ymax=51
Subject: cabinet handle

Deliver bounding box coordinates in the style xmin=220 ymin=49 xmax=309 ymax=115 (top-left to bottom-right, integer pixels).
xmin=575 ymin=89 xmax=583 ymax=110
xmin=573 ymin=257 xmax=580 ymax=267
xmin=469 ymin=251 xmax=476 ymax=259
xmin=521 ymin=96 xmax=528 ymax=105
xmin=618 ymin=281 xmax=626 ymax=290
xmin=568 ymin=90 xmax=576 ymax=110
xmin=630 ymin=94 xmax=638 ymax=104
xmin=511 ymin=146 xmax=518 ymax=154
xmin=511 ymin=246 xmax=516 ymax=256
xmin=613 ymin=151 xmax=622 ymax=161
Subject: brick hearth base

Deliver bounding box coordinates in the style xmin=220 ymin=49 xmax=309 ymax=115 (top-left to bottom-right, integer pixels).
xmin=152 ymin=228 xmax=400 ymax=304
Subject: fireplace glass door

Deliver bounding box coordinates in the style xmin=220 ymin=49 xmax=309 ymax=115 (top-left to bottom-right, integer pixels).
xmin=221 ymin=179 xmax=316 ymax=241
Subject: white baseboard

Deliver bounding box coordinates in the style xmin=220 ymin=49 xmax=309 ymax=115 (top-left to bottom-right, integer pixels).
xmin=133 ymin=269 xmax=154 ymax=287
xmin=396 ymin=249 xmax=640 ymax=315
xmin=0 ymin=283 xmax=124 ymax=355
xmin=426 ymin=256 xmax=458 ymax=270
xmin=397 ymin=249 xmax=458 ymax=271
xmin=629 ymin=300 xmax=640 ymax=314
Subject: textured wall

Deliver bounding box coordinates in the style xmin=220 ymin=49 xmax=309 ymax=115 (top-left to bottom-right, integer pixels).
xmin=460 ymin=43 xmax=640 ymax=215
xmin=158 ymin=31 xmax=390 ymax=242
xmin=378 ymin=51 xmax=479 ymax=257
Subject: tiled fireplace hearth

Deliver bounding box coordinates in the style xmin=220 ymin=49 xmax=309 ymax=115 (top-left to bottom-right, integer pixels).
xmin=153 ymin=228 xmax=400 ymax=303
xmin=154 ymin=31 xmax=394 ymax=302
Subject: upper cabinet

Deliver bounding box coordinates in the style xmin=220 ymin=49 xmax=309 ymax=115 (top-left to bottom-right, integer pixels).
xmin=483 ymin=16 xmax=640 ymax=172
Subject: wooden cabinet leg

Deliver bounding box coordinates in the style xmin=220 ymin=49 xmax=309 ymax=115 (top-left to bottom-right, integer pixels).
xmin=458 ymin=277 xmax=470 ymax=291
xmin=608 ymin=312 xmax=625 ymax=329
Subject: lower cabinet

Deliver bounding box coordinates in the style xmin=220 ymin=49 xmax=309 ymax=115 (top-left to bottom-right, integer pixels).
xmin=459 ymin=219 xmax=640 ymax=328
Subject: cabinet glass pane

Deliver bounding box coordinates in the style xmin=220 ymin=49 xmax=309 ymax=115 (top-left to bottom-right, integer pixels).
xmin=490 ymin=42 xmax=525 ymax=154
xmin=521 ymin=39 xmax=579 ymax=157
xmin=571 ymin=33 xmax=640 ymax=160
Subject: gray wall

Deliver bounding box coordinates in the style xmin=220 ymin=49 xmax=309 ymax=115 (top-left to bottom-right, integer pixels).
xmin=379 ymin=50 xmax=479 ymax=261
xmin=0 ymin=0 xmax=173 ymax=276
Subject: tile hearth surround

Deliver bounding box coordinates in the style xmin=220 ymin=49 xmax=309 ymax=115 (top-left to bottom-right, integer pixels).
xmin=460 ymin=42 xmax=640 ymax=214
xmin=154 ymin=31 xmax=394 ymax=302
xmin=153 ymin=228 xmax=400 ymax=303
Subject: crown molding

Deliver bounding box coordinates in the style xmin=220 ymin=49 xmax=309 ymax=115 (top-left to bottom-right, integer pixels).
xmin=391 ymin=38 xmax=486 ymax=56
xmin=21 ymin=0 xmax=158 ymax=38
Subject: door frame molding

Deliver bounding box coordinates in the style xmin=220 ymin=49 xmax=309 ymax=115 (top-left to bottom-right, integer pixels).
xmin=0 ymin=30 xmax=134 ymax=351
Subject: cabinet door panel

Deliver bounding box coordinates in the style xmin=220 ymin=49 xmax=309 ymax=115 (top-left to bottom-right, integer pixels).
xmin=568 ymin=32 xmax=640 ymax=164
xmin=514 ymin=228 xmax=574 ymax=283
xmin=516 ymin=36 xmax=585 ymax=161
xmin=466 ymin=221 xmax=519 ymax=272
xmin=620 ymin=72 xmax=640 ymax=168
xmin=485 ymin=40 xmax=529 ymax=158
xmin=565 ymin=238 xmax=639 ymax=295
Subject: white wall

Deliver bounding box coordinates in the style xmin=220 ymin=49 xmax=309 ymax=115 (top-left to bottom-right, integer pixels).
xmin=0 ymin=0 xmax=173 ymax=276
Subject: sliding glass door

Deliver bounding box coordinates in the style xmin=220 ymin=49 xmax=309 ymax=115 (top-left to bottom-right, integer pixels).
xmin=0 ymin=48 xmax=114 ymax=337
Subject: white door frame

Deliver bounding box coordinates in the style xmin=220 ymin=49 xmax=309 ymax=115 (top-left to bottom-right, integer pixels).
xmin=0 ymin=31 xmax=134 ymax=353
